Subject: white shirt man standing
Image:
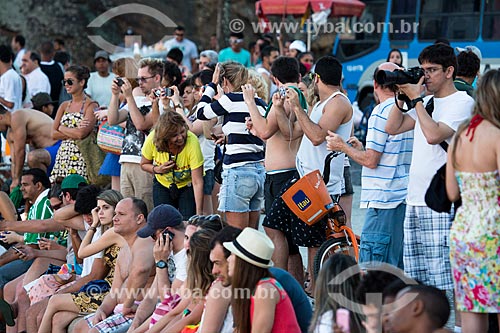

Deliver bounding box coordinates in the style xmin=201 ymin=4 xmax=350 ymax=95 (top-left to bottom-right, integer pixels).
xmin=164 ymin=26 xmax=198 ymax=73
xmin=85 ymin=50 xmax=115 ymax=107
xmin=21 ymin=50 xmax=51 ymax=99
xmin=0 ymin=45 xmax=22 ymax=112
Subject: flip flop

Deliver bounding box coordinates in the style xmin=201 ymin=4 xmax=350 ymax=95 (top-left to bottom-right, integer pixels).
xmin=0 ymin=299 xmax=15 ymax=327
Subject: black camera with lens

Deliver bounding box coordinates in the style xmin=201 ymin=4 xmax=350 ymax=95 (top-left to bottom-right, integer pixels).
xmin=376 ymin=66 xmax=425 ymax=85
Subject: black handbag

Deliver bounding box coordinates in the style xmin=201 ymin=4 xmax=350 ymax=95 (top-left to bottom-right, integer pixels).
xmin=423 ymin=98 xmax=461 ymax=213
xmin=214 ymin=144 xmax=226 ymax=184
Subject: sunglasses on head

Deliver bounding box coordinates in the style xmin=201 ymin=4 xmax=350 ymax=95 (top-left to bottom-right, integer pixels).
xmin=62 ymin=79 xmax=75 ymax=86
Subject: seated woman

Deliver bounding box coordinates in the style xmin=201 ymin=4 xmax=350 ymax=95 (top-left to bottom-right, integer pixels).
xmin=140 ymin=111 xmax=204 ymax=218
xmin=37 ymin=189 xmax=125 ymax=333
xmin=145 ymin=228 xmax=216 ymax=333
xmin=223 ymin=228 xmax=301 ymax=333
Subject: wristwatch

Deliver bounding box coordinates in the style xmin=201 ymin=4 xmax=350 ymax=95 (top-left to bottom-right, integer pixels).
xmin=156 ymin=260 xmax=167 ymax=269
xmin=409 ymin=97 xmax=424 ymax=109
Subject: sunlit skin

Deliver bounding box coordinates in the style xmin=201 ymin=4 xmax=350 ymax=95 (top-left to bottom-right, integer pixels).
xmin=182 ymin=85 xmax=199 ymax=111
xmin=137 ymin=66 xmax=158 ymax=95
xmin=20 ymin=175 xmax=40 ymax=202
xmin=227 ymin=252 xmax=235 ymax=278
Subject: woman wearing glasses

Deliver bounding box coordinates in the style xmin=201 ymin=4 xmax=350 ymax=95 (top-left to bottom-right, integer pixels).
xmin=51 ymin=65 xmax=97 ymax=182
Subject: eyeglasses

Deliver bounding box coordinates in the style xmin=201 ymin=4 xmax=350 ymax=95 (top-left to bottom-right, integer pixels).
xmin=422 ymin=67 xmax=444 ymax=75
xmin=62 ymin=79 xmax=75 ymax=86
xmin=135 ymin=75 xmax=156 ymax=84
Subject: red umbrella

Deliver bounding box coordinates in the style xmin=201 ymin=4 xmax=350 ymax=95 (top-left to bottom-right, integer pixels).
xmin=256 ymin=0 xmax=365 ymax=18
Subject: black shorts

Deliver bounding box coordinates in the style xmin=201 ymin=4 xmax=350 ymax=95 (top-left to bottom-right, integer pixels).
xmin=264 ymin=170 xmax=300 ymax=255
xmin=263 ymin=173 xmax=327 ymax=248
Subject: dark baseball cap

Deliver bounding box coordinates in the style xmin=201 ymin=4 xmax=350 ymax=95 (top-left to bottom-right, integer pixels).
xmin=137 ymin=204 xmax=183 ymax=238
xmin=31 ymin=92 xmax=57 ymax=110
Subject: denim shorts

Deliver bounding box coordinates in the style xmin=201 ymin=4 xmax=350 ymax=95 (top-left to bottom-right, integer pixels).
xmin=218 ymin=162 xmax=265 ymax=213
xmin=203 ymin=169 xmax=215 ymax=195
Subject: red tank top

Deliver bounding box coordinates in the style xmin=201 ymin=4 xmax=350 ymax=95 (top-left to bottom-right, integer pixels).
xmin=250 ymin=277 xmax=301 ymax=333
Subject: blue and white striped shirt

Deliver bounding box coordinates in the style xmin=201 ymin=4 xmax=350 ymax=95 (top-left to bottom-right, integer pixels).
xmin=197 ymin=83 xmax=267 ymax=168
xmin=360 ymin=98 xmax=414 ymax=209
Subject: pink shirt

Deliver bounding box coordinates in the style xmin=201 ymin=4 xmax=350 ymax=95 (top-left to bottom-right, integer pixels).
xmin=250 ymin=277 xmax=301 ymax=333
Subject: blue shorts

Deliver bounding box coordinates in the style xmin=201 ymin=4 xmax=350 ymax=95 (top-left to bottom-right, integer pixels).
xmin=203 ymin=169 xmax=215 ymax=195
xmin=218 ymin=162 xmax=265 ymax=213
xmin=45 ymin=140 xmax=62 ymax=175
xmin=359 ymin=203 xmax=406 ymax=269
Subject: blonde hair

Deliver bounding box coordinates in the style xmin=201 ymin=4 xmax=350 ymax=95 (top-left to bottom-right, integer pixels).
xmin=220 ymin=61 xmax=248 ymax=93
xmin=451 ymin=69 xmax=500 ymax=167
xmin=247 ymin=69 xmax=269 ymax=102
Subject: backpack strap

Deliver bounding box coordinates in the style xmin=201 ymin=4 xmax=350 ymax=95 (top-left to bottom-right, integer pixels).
xmin=425 ymin=97 xmax=448 ymax=152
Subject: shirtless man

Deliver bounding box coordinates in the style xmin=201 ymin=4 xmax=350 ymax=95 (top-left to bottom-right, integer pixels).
xmin=73 ymin=197 xmax=155 ymax=333
xmin=0 ymin=105 xmax=60 ymax=190
xmin=242 ymin=56 xmax=307 ymax=284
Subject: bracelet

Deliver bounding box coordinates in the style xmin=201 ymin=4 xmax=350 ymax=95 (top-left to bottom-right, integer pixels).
xmin=89 ymin=227 xmax=97 ymax=232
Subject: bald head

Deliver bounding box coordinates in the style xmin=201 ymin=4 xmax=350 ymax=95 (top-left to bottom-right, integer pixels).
xmin=373 ymin=62 xmax=401 ymax=102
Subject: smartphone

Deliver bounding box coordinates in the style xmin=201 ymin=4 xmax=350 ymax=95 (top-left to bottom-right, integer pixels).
xmin=164 ymin=87 xmax=173 ymax=97
xmin=116 ymin=78 xmax=124 ymax=86
xmin=162 ymin=230 xmax=175 ymax=242
xmin=11 ymin=246 xmax=23 ymax=254
xmin=279 ymin=86 xmax=287 ymax=97
xmin=336 ymin=308 xmax=350 ymax=333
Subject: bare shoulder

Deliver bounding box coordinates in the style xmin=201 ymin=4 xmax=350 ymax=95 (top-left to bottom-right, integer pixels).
xmin=132 ymin=236 xmax=155 ymax=253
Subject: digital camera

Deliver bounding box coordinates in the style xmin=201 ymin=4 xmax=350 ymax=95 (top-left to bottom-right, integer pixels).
xmin=376 ymin=66 xmax=425 ymax=85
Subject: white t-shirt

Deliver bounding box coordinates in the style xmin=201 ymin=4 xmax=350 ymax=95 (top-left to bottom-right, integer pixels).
xmin=25 ymin=67 xmax=51 ymax=97
xmin=313 ymin=310 xmax=334 ymax=333
xmin=0 ymin=68 xmax=23 ymax=112
xmin=172 ymin=248 xmax=187 ymax=281
xmin=164 ymin=38 xmax=199 ymax=72
xmin=80 ymin=226 xmax=103 ymax=277
xmin=13 ymin=48 xmax=25 ymax=73
xmin=406 ymin=92 xmax=474 ymax=205
xmin=85 ymin=72 xmax=115 ymax=107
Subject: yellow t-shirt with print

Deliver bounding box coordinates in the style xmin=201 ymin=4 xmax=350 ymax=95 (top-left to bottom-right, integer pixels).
xmin=142 ymin=130 xmax=204 ymax=189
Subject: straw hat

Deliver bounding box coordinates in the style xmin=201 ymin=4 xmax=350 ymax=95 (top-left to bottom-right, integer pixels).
xmin=223 ymin=228 xmax=274 ymax=268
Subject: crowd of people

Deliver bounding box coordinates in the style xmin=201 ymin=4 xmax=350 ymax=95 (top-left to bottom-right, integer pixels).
xmin=0 ymin=26 xmax=497 ymax=333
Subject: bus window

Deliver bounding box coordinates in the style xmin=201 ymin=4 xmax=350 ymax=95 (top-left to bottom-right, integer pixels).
xmin=390 ymin=0 xmax=417 ymax=41
xmin=419 ymin=0 xmax=480 ymax=41
xmin=483 ymin=0 xmax=500 ymax=40
xmin=335 ymin=0 xmax=387 ymax=62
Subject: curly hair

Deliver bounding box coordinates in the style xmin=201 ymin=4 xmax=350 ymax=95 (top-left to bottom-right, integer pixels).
xmin=247 ymin=69 xmax=269 ymax=102
xmin=153 ymin=112 xmax=189 ymax=152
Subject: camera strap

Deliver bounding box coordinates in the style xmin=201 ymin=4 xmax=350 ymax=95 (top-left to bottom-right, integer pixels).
xmin=424 ymin=97 xmax=449 ymax=152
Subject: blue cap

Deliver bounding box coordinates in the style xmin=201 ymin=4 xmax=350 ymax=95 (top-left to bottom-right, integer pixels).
xmin=136 ymin=204 xmax=183 ymax=238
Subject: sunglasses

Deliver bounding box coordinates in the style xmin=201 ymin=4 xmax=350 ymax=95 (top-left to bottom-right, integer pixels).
xmin=62 ymin=79 xmax=75 ymax=86
xmin=50 ymin=202 xmax=63 ymax=211
xmin=229 ymin=38 xmax=243 ymax=44
xmin=135 ymin=75 xmax=156 ymax=84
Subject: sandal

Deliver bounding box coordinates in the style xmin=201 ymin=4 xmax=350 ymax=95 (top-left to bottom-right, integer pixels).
xmin=0 ymin=299 xmax=15 ymax=327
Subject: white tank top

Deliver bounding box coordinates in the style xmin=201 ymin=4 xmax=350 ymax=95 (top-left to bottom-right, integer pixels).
xmin=296 ymin=91 xmax=353 ymax=196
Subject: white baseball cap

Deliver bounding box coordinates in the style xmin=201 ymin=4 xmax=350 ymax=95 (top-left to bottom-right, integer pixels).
xmin=289 ymin=40 xmax=307 ymax=53
xmin=455 ymin=45 xmax=482 ymax=61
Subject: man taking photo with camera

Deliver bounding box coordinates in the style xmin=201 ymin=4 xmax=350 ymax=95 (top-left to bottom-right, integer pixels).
xmin=385 ymin=43 xmax=473 ymax=320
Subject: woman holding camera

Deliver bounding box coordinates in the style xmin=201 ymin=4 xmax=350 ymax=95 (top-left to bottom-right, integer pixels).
xmin=141 ymin=111 xmax=204 ymax=219
xmin=197 ymin=62 xmax=266 ymax=229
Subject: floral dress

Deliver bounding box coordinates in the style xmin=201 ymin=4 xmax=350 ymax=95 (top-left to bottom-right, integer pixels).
xmin=71 ymin=244 xmax=120 ymax=313
xmin=450 ymin=170 xmax=500 ymax=313
xmin=50 ymin=100 xmax=89 ymax=181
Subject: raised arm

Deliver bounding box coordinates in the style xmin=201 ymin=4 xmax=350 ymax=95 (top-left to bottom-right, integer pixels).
xmin=122 ymin=78 xmax=154 ymax=131
xmin=242 ymin=84 xmax=278 ymax=140
xmin=107 ymin=79 xmax=129 ymax=125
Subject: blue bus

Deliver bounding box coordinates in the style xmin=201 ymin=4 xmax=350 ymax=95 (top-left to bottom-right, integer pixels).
xmin=334 ymin=0 xmax=500 ymax=111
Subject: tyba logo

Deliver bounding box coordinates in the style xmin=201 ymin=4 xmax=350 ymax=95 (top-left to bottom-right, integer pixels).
xmin=87 ymin=3 xmax=177 ymax=54
xmin=292 ymin=190 xmax=311 ymax=211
